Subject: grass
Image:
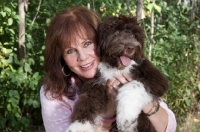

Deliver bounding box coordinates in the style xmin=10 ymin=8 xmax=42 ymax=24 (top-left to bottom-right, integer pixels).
xmin=177 ymin=112 xmax=200 ymax=132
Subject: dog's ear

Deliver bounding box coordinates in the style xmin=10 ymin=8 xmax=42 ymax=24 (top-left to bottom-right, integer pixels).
xmin=97 ymin=16 xmax=119 ymax=57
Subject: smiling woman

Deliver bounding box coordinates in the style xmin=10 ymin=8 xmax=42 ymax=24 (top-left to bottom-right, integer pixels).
xmin=40 ymin=6 xmax=176 ymax=132
xmin=63 ymin=35 xmax=100 ymax=80
xmin=42 ymin=6 xmax=101 ymax=100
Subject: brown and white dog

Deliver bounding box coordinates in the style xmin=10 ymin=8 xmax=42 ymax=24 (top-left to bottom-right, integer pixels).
xmin=66 ymin=15 xmax=169 ymax=132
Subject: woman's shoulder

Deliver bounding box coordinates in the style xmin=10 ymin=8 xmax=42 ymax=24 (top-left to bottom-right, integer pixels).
xmin=40 ymin=86 xmax=78 ymax=111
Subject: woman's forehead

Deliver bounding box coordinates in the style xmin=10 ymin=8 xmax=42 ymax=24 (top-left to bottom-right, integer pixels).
xmin=63 ymin=29 xmax=89 ymax=48
xmin=61 ymin=23 xmax=95 ymax=50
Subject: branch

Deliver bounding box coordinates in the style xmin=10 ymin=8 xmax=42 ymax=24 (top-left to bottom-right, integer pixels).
xmin=31 ymin=0 xmax=42 ymax=26
xmin=126 ymin=0 xmax=132 ymax=16
xmin=136 ymin=0 xmax=144 ymax=22
xmin=92 ymin=0 xmax=95 ymax=11
xmin=177 ymin=0 xmax=182 ymax=5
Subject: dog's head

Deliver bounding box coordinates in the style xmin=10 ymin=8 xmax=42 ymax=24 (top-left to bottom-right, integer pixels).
xmin=97 ymin=15 xmax=145 ymax=70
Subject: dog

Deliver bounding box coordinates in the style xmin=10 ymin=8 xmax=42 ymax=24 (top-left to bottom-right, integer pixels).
xmin=66 ymin=15 xmax=169 ymax=132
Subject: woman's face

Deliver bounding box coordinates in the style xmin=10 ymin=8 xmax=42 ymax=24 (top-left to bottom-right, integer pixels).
xmin=63 ymin=35 xmax=100 ymax=82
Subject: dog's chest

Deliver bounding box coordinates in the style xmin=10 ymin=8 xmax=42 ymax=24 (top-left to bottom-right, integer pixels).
xmin=98 ymin=61 xmax=137 ymax=80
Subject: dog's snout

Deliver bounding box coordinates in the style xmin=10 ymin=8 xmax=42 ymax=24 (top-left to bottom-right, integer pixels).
xmin=125 ymin=44 xmax=134 ymax=54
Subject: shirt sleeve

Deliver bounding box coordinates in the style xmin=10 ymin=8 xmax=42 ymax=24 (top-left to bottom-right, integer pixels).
xmin=160 ymin=100 xmax=177 ymax=132
xmin=40 ymin=87 xmax=76 ymax=132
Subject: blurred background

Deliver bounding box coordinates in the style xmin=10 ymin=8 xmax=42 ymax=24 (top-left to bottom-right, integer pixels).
xmin=0 ymin=0 xmax=199 ymax=131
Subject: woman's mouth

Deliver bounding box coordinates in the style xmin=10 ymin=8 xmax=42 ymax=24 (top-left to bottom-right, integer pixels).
xmin=80 ymin=61 xmax=94 ymax=71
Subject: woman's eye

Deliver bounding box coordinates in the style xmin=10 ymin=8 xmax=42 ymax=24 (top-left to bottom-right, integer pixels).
xmin=66 ymin=49 xmax=75 ymax=54
xmin=84 ymin=41 xmax=92 ymax=47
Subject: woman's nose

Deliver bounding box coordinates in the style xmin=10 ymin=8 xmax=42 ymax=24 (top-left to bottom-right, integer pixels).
xmin=77 ymin=50 xmax=87 ymax=61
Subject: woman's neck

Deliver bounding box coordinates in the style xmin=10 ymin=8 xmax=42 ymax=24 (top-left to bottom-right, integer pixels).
xmin=74 ymin=75 xmax=89 ymax=89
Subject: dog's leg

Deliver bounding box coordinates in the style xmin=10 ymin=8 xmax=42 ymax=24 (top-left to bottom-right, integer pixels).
xmin=66 ymin=84 xmax=108 ymax=132
xmin=116 ymin=80 xmax=153 ymax=132
xmin=66 ymin=93 xmax=101 ymax=132
xmin=66 ymin=120 xmax=95 ymax=132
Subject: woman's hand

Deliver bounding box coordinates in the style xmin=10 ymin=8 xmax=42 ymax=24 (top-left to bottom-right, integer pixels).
xmin=107 ymin=73 xmax=132 ymax=97
xmin=102 ymin=73 xmax=132 ymax=119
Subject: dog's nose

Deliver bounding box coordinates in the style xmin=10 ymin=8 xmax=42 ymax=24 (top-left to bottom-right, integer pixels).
xmin=125 ymin=44 xmax=134 ymax=54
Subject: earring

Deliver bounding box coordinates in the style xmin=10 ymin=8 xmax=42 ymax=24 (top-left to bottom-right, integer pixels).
xmin=62 ymin=65 xmax=71 ymax=76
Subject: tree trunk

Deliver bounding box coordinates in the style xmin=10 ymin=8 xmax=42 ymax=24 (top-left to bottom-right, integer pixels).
xmin=148 ymin=0 xmax=155 ymax=61
xmin=136 ymin=0 xmax=144 ymax=22
xmin=18 ymin=0 xmax=27 ymax=59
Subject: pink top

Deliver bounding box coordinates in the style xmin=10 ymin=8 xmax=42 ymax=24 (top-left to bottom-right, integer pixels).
xmin=40 ymin=87 xmax=177 ymax=132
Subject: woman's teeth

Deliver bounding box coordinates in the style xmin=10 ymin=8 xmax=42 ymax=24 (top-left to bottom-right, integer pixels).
xmin=81 ymin=62 xmax=92 ymax=68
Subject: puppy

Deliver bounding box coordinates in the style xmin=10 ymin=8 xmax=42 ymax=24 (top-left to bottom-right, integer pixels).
xmin=66 ymin=15 xmax=169 ymax=132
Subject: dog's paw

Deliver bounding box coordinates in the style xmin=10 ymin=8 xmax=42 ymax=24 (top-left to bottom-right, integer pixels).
xmin=66 ymin=121 xmax=94 ymax=132
xmin=116 ymin=112 xmax=138 ymax=132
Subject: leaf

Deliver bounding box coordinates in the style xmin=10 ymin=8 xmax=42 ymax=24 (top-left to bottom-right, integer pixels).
xmin=154 ymin=3 xmax=162 ymax=13
xmin=32 ymin=100 xmax=40 ymax=108
xmin=0 ymin=11 xmax=6 ymax=17
xmin=8 ymin=90 xmax=20 ymax=100
xmin=24 ymin=63 xmax=32 ymax=73
xmin=147 ymin=3 xmax=161 ymax=14
xmin=21 ymin=117 xmax=29 ymax=126
xmin=7 ymin=18 xmax=13 ymax=26
xmin=14 ymin=110 xmax=21 ymax=119
xmin=33 ymin=72 xmax=39 ymax=78
xmin=147 ymin=3 xmax=153 ymax=12
xmin=46 ymin=18 xmax=51 ymax=25
xmin=1 ymin=58 xmax=8 ymax=66
xmin=4 ymin=7 xmax=11 ymax=14
xmin=185 ymin=99 xmax=191 ymax=106
xmin=6 ymin=28 xmax=15 ymax=34
xmin=1 ymin=47 xmax=12 ymax=55
xmin=26 ymin=42 xmax=32 ymax=49
xmin=7 ymin=103 xmax=12 ymax=111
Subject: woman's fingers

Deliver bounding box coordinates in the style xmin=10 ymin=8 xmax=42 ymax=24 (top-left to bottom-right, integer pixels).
xmin=106 ymin=73 xmax=133 ymax=96
xmin=114 ymin=73 xmax=132 ymax=84
xmin=107 ymin=79 xmax=119 ymax=96
xmin=122 ymin=73 xmax=133 ymax=82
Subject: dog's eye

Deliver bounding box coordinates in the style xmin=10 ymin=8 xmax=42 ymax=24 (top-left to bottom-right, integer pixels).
xmin=131 ymin=35 xmax=135 ymax=38
xmin=114 ymin=31 xmax=120 ymax=35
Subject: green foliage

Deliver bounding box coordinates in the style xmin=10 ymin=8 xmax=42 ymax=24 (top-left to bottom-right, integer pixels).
xmin=0 ymin=0 xmax=199 ymax=131
xmin=99 ymin=0 xmax=137 ymax=17
xmin=0 ymin=1 xmax=42 ymax=131
xmin=143 ymin=1 xmax=200 ymax=122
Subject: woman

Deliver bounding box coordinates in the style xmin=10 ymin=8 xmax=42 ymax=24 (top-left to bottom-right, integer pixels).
xmin=40 ymin=6 xmax=177 ymax=132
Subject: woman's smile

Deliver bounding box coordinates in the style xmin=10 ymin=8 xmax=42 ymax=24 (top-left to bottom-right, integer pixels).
xmin=80 ymin=61 xmax=95 ymax=71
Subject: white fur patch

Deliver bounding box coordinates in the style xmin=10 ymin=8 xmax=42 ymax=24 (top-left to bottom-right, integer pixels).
xmin=66 ymin=121 xmax=94 ymax=132
xmin=116 ymin=80 xmax=153 ymax=132
xmin=98 ymin=60 xmax=137 ymax=80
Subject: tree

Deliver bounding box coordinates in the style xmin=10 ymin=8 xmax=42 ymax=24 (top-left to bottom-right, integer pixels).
xmin=136 ymin=0 xmax=144 ymax=22
xmin=18 ymin=0 xmax=28 ymax=59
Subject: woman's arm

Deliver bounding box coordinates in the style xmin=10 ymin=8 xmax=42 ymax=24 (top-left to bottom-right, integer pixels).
xmin=143 ymin=100 xmax=168 ymax=132
xmin=40 ymin=87 xmax=74 ymax=132
xmin=143 ymin=100 xmax=177 ymax=132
